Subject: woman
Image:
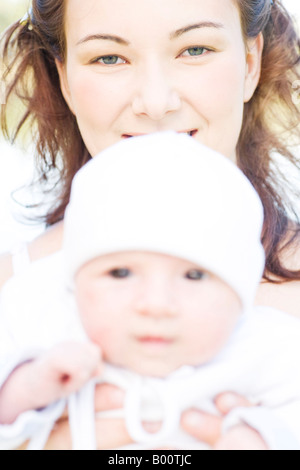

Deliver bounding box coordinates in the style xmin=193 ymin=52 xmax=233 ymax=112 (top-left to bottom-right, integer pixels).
xmin=1 ymin=0 xmax=300 ymax=449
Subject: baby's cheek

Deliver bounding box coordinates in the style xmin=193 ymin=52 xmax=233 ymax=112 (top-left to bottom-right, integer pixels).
xmin=185 ymin=317 xmax=236 ymax=364
xmin=85 ymin=322 xmax=114 ymax=352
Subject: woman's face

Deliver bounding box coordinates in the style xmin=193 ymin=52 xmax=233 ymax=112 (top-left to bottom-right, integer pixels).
xmin=57 ymin=0 xmax=263 ymax=159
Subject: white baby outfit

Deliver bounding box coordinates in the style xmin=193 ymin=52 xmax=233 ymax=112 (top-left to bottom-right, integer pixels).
xmin=1 ymin=252 xmax=300 ymax=450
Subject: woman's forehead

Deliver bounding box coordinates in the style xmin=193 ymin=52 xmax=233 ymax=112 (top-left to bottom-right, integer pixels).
xmin=64 ymin=0 xmax=242 ymax=46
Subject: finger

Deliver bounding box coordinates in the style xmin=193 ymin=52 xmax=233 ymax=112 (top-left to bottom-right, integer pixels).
xmin=181 ymin=409 xmax=222 ymax=447
xmin=43 ymin=418 xmax=72 ymax=450
xmin=92 ymin=362 xmax=104 ymax=378
xmin=95 ymin=417 xmax=134 ymax=449
xmin=215 ymin=392 xmax=253 ymax=415
xmin=43 ymin=415 xmax=133 ymax=450
xmin=142 ymin=421 xmax=162 ymax=433
xmin=214 ymin=425 xmax=268 ymax=450
xmin=17 ymin=441 xmax=30 ymax=450
xmin=94 ymin=383 xmax=125 ymax=412
xmin=58 ymin=405 xmax=69 ymax=419
xmin=152 ymin=446 xmax=178 ymax=450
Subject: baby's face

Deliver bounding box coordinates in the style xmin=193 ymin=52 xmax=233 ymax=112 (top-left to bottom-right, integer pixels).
xmin=75 ymin=251 xmax=241 ymax=377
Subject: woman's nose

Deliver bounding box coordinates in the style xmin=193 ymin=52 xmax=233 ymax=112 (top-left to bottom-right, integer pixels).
xmin=131 ymin=59 xmax=181 ymax=121
xmin=135 ymin=280 xmax=179 ymax=318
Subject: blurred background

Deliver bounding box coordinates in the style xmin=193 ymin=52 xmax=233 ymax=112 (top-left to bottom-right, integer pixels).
xmin=0 ymin=0 xmax=29 ymax=31
xmin=0 ymin=0 xmax=299 ymax=254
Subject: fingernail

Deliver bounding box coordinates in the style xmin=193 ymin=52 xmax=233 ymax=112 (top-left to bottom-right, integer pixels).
xmin=220 ymin=393 xmax=239 ymax=409
xmin=184 ymin=410 xmax=204 ymax=428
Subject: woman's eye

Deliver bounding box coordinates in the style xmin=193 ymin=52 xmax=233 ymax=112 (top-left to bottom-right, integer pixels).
xmin=108 ymin=268 xmax=131 ymax=278
xmin=94 ymin=55 xmax=126 ymax=66
xmin=180 ymin=47 xmax=208 ymax=57
xmin=185 ymin=269 xmax=207 ymax=281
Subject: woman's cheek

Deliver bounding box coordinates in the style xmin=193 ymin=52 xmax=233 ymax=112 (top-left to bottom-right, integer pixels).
xmin=70 ymin=72 xmax=110 ymax=127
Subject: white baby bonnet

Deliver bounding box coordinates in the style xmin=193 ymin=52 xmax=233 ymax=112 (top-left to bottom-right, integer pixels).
xmin=63 ymin=131 xmax=265 ymax=309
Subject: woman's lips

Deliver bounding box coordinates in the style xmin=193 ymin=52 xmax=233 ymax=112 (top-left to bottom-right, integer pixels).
xmin=122 ymin=130 xmax=198 ymax=138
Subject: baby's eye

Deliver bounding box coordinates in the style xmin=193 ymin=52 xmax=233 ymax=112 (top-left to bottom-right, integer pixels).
xmin=108 ymin=268 xmax=131 ymax=278
xmin=180 ymin=47 xmax=209 ymax=57
xmin=94 ymin=55 xmax=126 ymax=65
xmin=185 ymin=269 xmax=207 ymax=281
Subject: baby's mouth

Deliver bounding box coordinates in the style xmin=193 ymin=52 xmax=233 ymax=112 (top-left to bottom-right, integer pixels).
xmin=136 ymin=336 xmax=175 ymax=350
xmin=139 ymin=336 xmax=172 ymax=343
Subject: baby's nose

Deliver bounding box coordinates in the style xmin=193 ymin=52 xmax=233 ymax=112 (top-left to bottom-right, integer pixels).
xmin=135 ymin=281 xmax=179 ymax=318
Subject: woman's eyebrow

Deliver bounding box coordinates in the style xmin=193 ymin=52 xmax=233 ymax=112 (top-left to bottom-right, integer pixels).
xmin=76 ymin=34 xmax=130 ymax=46
xmin=170 ymin=22 xmax=224 ymax=39
xmin=76 ymin=22 xmax=224 ymax=46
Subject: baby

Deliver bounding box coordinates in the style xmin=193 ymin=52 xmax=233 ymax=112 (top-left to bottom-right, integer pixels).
xmin=1 ymin=132 xmax=300 ymax=450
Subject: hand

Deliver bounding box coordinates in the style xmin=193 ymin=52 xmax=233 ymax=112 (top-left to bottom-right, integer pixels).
xmin=32 ymin=341 xmax=102 ymax=405
xmin=43 ymin=383 xmax=130 ymax=450
xmin=181 ymin=392 xmax=265 ymax=449
xmin=0 ymin=341 xmax=101 ymax=425
xmin=35 ymin=390 xmax=265 ymax=450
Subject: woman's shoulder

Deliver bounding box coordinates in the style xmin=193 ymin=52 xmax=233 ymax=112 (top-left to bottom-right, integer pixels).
xmin=28 ymin=221 xmax=64 ymax=262
xmin=256 ymin=278 xmax=300 ymax=318
xmin=256 ymin=231 xmax=300 ymax=318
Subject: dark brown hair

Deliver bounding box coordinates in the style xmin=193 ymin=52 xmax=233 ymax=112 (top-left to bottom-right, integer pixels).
xmin=1 ymin=0 xmax=90 ymax=223
xmin=236 ymin=0 xmax=300 ymax=280
xmin=1 ymin=0 xmax=300 ymax=281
